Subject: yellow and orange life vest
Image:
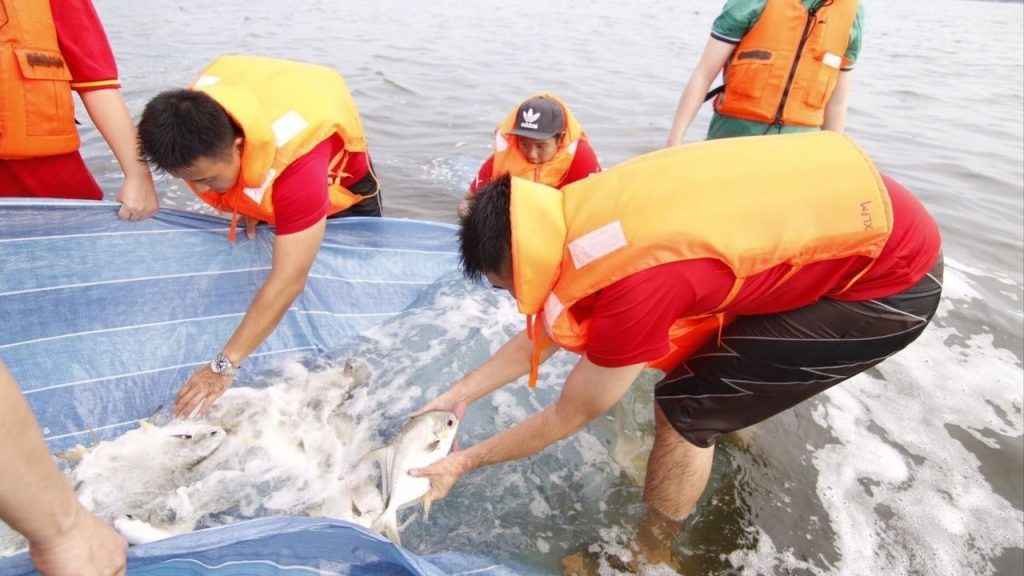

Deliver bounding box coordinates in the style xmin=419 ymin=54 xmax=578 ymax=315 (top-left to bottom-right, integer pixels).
xmin=491 ymin=93 xmax=587 ymax=188
xmin=714 ymin=0 xmax=859 ymax=128
xmin=0 ymin=0 xmax=79 ymax=159
xmin=189 ymin=55 xmax=373 ymax=234
xmin=509 ymin=131 xmax=892 ymax=386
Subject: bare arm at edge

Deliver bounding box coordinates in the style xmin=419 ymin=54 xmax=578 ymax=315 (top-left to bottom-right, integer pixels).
xmin=821 ymin=71 xmax=853 ymax=133
xmin=79 ymin=88 xmax=158 ymax=220
xmin=0 ymin=364 xmax=127 ymax=576
xmin=666 ymin=37 xmax=736 ymax=147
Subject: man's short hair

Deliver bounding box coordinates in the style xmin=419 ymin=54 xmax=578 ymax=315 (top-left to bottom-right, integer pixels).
xmin=137 ymin=89 xmax=240 ymax=173
xmin=459 ymin=174 xmax=512 ymax=282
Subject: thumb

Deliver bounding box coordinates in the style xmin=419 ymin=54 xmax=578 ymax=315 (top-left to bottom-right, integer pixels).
xmin=245 ymin=216 xmax=258 ymax=240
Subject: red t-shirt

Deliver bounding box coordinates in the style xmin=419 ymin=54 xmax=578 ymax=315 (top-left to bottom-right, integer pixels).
xmin=0 ymin=0 xmax=119 ymax=200
xmin=270 ymin=135 xmax=369 ymax=235
xmin=468 ymin=139 xmax=601 ymax=193
xmin=579 ymin=174 xmax=942 ymax=368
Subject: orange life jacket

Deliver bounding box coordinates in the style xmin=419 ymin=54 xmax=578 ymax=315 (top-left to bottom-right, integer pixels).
xmin=491 ymin=93 xmax=588 ymax=188
xmin=0 ymin=0 xmax=79 ymax=159
xmin=509 ymin=131 xmax=893 ymax=387
xmin=714 ymin=0 xmax=859 ymax=128
xmin=189 ymin=56 xmax=373 ymax=239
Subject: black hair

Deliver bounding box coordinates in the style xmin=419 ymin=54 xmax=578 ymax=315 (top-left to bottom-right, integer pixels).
xmin=459 ymin=174 xmax=513 ymax=282
xmin=137 ymin=89 xmax=241 ymax=173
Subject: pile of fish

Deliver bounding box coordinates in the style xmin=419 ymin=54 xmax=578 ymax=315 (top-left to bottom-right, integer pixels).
xmin=0 ymin=359 xmax=459 ymax=554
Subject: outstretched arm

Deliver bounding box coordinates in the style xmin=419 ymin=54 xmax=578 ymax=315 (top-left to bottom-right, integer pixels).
xmin=666 ymin=37 xmax=735 ymax=147
xmin=413 ymin=356 xmax=646 ymax=499
xmin=79 ymin=89 xmax=158 ymax=220
xmin=414 ymin=329 xmax=561 ymax=419
xmin=0 ymin=364 xmax=127 ymax=576
xmin=173 ymin=218 xmax=327 ymax=418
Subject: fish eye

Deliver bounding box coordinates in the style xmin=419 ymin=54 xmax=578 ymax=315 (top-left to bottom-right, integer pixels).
xmin=446 ymin=418 xmax=455 ymax=427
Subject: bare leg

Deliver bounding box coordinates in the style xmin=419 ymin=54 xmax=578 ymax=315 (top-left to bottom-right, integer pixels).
xmin=562 ymin=404 xmax=714 ymax=576
xmin=634 ymin=403 xmax=714 ymax=568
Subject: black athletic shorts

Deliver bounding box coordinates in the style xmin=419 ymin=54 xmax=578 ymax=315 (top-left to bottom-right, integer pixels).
xmin=655 ymin=255 xmax=944 ymax=448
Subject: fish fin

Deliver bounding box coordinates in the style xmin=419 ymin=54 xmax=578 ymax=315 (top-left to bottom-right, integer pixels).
xmin=358 ymin=446 xmax=387 ymax=466
xmin=372 ymin=509 xmax=401 ymax=546
xmin=358 ymin=446 xmax=391 ymax=505
xmin=145 ymin=404 xmax=164 ymax=423
xmin=422 ymin=494 xmax=432 ymax=520
xmin=54 ymin=446 xmax=88 ymax=461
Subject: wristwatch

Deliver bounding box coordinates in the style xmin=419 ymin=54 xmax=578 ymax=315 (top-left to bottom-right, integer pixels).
xmin=210 ymin=353 xmax=240 ymax=377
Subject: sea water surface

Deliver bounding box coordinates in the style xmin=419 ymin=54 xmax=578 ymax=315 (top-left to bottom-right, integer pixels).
xmin=70 ymin=0 xmax=1024 ymax=574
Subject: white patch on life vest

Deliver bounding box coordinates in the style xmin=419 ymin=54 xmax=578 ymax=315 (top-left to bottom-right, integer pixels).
xmin=823 ymin=53 xmax=842 ymax=69
xmin=272 ymin=111 xmax=309 ymax=148
xmin=542 ymin=292 xmax=563 ymax=334
xmin=495 ymin=133 xmax=509 ymax=153
xmin=193 ymin=75 xmax=220 ymax=88
xmin=243 ymin=168 xmax=276 ymax=204
xmin=567 ymin=139 xmax=579 ymax=155
xmin=567 ymin=221 xmax=627 ymax=269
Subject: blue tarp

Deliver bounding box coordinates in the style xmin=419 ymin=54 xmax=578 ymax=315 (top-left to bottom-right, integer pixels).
xmin=0 ymin=199 xmax=530 ymax=575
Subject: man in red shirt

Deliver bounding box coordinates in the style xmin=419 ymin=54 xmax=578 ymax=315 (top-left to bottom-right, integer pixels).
xmin=460 ymin=94 xmax=600 ymax=217
xmin=0 ymin=0 xmax=158 ymax=221
xmin=413 ymin=133 xmax=942 ymax=570
xmin=136 ymin=56 xmax=381 ymax=420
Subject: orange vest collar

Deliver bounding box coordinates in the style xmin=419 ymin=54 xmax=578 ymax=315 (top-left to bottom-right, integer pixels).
xmin=510 ymin=178 xmax=567 ymax=316
xmin=195 ymin=84 xmax=275 ymax=189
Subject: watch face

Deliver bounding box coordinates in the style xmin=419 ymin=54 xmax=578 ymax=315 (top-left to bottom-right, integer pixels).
xmin=211 ymin=354 xmax=234 ymax=375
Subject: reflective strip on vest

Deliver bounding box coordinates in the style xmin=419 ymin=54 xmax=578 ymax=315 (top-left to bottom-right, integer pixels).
xmin=542 ymin=292 xmax=563 ymax=335
xmin=244 ymin=168 xmax=276 ymax=204
xmin=567 ymin=220 xmax=627 ymax=269
xmin=194 ymin=75 xmax=220 ymax=88
xmin=272 ymin=111 xmax=309 ymax=147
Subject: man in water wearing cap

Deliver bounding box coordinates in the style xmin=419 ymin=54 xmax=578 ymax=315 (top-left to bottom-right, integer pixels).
xmin=459 ymin=94 xmax=600 ymax=217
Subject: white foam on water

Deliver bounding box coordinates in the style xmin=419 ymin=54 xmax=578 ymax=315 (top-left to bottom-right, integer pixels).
xmin=725 ymin=260 xmax=1023 ymax=576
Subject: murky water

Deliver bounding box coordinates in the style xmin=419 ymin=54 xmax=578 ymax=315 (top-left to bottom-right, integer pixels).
xmin=64 ymin=0 xmax=1024 ymax=573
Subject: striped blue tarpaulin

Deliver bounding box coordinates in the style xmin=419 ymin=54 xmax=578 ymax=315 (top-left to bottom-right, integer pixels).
xmin=0 ymin=199 xmax=533 ymax=575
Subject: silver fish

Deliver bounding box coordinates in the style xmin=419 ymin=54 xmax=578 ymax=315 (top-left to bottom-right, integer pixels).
xmin=360 ymin=411 xmax=459 ymax=545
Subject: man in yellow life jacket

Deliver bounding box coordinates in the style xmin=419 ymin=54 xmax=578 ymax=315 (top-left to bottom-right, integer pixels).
xmin=410 ymin=132 xmax=941 ymax=570
xmin=667 ymin=0 xmax=864 ymax=145
xmin=459 ymin=94 xmax=600 ymax=218
xmin=136 ymin=55 xmax=382 ymax=419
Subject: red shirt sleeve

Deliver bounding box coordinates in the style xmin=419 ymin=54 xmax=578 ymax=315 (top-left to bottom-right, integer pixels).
xmin=582 ymin=259 xmax=734 ymax=367
xmin=271 ymin=139 xmax=331 ymax=235
xmin=469 ymin=155 xmax=496 ymax=194
xmin=559 ymin=139 xmax=601 ymax=187
xmin=50 ymin=0 xmax=120 ymax=91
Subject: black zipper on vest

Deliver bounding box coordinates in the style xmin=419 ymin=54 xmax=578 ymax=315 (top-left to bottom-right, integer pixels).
xmin=770 ymin=0 xmax=831 ymax=129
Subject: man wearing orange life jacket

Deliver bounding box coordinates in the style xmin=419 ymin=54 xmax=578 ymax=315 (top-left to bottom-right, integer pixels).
xmin=459 ymin=94 xmax=600 ymax=217
xmin=0 ymin=0 xmax=158 ymax=220
xmin=137 ymin=55 xmax=382 ymax=419
xmin=667 ymin=0 xmax=864 ymax=145
xmin=411 ymin=132 xmax=941 ymax=570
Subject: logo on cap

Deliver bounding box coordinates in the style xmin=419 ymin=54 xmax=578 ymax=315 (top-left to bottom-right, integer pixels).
xmin=520 ymin=108 xmax=541 ymax=130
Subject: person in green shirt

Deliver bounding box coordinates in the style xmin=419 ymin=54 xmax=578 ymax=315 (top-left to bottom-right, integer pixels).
xmin=667 ymin=0 xmax=864 ymax=145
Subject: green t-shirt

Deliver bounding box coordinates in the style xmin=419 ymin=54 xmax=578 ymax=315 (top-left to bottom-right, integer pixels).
xmin=706 ymin=0 xmax=864 ymax=139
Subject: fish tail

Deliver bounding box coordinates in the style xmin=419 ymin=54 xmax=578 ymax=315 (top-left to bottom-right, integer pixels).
xmin=372 ymin=508 xmax=401 ymax=546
